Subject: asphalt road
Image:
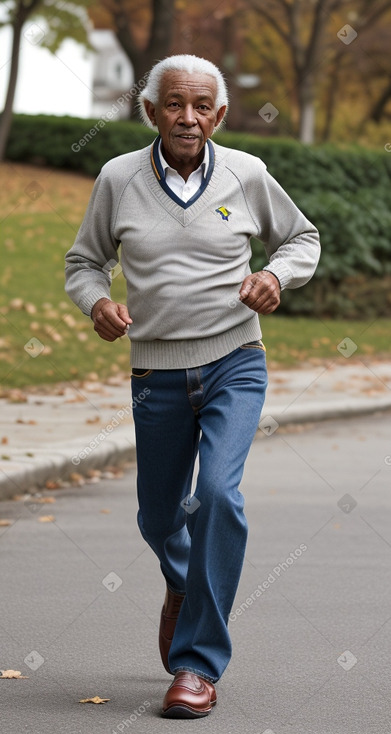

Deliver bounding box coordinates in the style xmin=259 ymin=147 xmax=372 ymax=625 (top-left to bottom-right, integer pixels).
xmin=1 ymin=413 xmax=390 ymax=734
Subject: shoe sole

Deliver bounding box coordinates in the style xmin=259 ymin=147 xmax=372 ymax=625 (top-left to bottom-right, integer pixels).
xmin=162 ymin=703 xmax=215 ymax=719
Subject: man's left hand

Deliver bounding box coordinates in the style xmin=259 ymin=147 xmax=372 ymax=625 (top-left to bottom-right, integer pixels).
xmin=239 ymin=271 xmax=281 ymax=314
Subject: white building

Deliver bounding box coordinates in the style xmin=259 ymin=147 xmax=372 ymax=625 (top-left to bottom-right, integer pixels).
xmin=0 ymin=18 xmax=134 ymax=120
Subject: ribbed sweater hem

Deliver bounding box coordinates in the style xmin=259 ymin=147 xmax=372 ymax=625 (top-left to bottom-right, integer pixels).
xmin=130 ymin=316 xmax=262 ymax=369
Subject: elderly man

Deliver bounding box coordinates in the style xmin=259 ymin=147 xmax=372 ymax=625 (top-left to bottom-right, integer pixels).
xmin=65 ymin=54 xmax=320 ymax=718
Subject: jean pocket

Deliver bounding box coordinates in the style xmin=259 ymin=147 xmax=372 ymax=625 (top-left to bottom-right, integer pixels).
xmin=131 ymin=368 xmax=154 ymax=378
xmin=239 ymin=340 xmax=266 ymax=352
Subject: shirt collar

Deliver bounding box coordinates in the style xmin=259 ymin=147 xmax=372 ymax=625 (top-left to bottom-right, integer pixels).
xmin=158 ymin=139 xmax=209 ymax=179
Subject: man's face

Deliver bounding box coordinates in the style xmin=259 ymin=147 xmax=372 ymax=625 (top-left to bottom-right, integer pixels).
xmin=144 ymin=71 xmax=226 ymax=172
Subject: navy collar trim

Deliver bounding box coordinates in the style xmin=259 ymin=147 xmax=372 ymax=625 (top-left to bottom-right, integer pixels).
xmin=150 ymin=136 xmax=215 ymax=210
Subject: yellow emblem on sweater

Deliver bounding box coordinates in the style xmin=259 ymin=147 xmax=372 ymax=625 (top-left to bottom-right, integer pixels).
xmin=215 ymin=206 xmax=231 ymax=221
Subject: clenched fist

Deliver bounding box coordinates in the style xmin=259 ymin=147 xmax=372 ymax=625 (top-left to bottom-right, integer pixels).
xmin=91 ymin=298 xmax=132 ymax=342
xmin=239 ymin=271 xmax=281 ymax=315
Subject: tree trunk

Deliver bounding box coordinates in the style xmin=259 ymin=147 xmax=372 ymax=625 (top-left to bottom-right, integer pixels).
xmin=0 ymin=16 xmax=24 ymax=161
xmin=298 ymin=75 xmax=315 ymax=144
xmin=113 ymin=0 xmax=175 ymax=120
xmin=368 ymin=78 xmax=391 ymax=123
xmin=321 ymin=64 xmax=340 ymax=141
xmin=221 ymin=12 xmax=242 ymax=131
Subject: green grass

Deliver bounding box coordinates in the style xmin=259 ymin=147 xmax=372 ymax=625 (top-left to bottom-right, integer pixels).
xmin=1 ymin=163 xmax=391 ymax=391
xmin=261 ymin=315 xmax=391 ymax=367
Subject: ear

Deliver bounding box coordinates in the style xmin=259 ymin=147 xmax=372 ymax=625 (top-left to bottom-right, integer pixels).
xmin=144 ymin=100 xmax=157 ymax=126
xmin=215 ymin=105 xmax=227 ymax=128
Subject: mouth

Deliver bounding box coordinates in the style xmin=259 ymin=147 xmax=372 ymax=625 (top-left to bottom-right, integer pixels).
xmin=176 ymin=134 xmax=200 ymax=141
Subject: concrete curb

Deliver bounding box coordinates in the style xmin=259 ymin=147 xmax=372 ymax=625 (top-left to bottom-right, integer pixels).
xmin=0 ymin=426 xmax=136 ymax=500
xmin=264 ymin=395 xmax=391 ymax=427
xmin=1 ymin=398 xmax=391 ymax=500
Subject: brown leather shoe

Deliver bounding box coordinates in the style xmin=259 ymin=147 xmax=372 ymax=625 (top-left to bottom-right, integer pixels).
xmin=162 ymin=671 xmax=217 ymax=718
xmin=159 ymin=586 xmax=185 ymax=674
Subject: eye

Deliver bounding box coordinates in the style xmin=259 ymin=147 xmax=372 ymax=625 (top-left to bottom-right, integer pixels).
xmin=168 ymin=101 xmax=180 ymax=108
xmin=198 ymin=105 xmax=210 ymax=111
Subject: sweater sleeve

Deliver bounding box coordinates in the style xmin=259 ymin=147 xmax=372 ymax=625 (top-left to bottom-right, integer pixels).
xmin=247 ymin=164 xmax=321 ymax=290
xmin=64 ymin=171 xmax=120 ymax=316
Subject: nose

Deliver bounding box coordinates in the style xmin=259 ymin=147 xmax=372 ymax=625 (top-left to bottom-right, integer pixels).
xmin=180 ymin=103 xmax=197 ymax=127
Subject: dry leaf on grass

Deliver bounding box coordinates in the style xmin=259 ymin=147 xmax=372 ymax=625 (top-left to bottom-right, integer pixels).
xmin=38 ymin=515 xmax=55 ymax=522
xmin=79 ymin=696 xmax=110 ymax=704
xmin=0 ymin=670 xmax=28 ymax=679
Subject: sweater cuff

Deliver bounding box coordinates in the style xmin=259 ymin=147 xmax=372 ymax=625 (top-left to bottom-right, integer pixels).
xmin=80 ymin=286 xmax=112 ymax=318
xmin=263 ymin=264 xmax=292 ymax=291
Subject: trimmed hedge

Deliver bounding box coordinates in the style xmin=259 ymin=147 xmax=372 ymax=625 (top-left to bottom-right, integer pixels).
xmin=6 ymin=114 xmax=391 ymax=317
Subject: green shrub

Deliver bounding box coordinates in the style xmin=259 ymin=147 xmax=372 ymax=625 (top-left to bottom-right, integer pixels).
xmin=6 ymin=114 xmax=155 ymax=176
xmin=6 ymin=114 xmax=391 ymax=317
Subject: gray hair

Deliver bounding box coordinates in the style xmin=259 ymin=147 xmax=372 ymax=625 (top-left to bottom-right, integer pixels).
xmin=138 ymin=54 xmax=228 ymax=131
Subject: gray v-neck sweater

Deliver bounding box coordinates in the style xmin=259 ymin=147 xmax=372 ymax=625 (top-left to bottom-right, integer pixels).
xmin=65 ymin=139 xmax=320 ymax=369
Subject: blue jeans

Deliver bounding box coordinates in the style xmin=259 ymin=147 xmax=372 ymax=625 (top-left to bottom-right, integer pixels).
xmin=131 ymin=342 xmax=267 ymax=683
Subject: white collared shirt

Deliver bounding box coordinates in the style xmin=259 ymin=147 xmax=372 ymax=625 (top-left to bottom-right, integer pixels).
xmin=158 ymin=141 xmax=209 ymax=203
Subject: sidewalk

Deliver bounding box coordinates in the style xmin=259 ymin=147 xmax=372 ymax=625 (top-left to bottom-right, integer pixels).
xmin=1 ymin=359 xmax=391 ymax=499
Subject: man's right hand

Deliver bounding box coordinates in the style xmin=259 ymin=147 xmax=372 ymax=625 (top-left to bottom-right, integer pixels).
xmin=91 ymin=298 xmax=132 ymax=342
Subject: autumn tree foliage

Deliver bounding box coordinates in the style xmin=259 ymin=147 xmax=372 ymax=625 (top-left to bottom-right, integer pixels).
xmin=90 ymin=0 xmax=391 ymax=141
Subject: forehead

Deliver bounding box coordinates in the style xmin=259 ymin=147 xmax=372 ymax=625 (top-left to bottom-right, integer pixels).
xmin=159 ymin=71 xmax=218 ymax=101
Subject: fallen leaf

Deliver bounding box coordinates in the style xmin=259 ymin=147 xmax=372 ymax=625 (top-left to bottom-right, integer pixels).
xmin=63 ymin=314 xmax=76 ymax=328
xmin=100 ymin=509 xmax=111 ymax=514
xmin=45 ymin=480 xmax=61 ymax=490
xmin=33 ymin=497 xmax=55 ymax=504
xmin=86 ymin=469 xmax=102 ymax=478
xmin=9 ymin=298 xmax=24 ymax=310
xmin=1 ymin=437 xmax=8 ymax=444
xmin=0 ymin=670 xmax=28 ymax=679
xmin=79 ymin=696 xmax=110 ymax=704
xmin=8 ymin=390 xmax=27 ymax=403
xmin=0 ymin=519 xmax=12 ymax=526
xmin=70 ymin=472 xmax=85 ymax=486
xmin=38 ymin=515 xmax=55 ymax=522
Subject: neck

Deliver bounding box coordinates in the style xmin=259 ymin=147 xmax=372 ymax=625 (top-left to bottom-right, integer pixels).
xmin=161 ymin=144 xmax=204 ymax=182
